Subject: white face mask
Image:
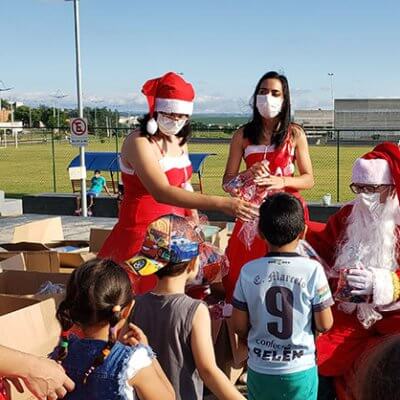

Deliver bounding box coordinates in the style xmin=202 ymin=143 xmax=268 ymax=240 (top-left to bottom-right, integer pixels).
xmin=157 ymin=114 xmax=186 ymax=136
xmin=256 ymin=94 xmax=284 ymax=119
xmin=358 ymin=192 xmax=382 ymax=219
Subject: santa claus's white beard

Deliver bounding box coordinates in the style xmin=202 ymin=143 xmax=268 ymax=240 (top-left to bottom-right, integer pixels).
xmin=334 ymin=194 xmax=399 ymax=272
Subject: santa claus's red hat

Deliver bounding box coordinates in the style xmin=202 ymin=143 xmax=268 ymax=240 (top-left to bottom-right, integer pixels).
xmin=141 ymin=72 xmax=195 ymax=134
xmin=352 ymin=142 xmax=400 ymax=198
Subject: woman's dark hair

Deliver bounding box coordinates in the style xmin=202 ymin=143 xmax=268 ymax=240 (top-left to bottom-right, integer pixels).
xmin=357 ymin=336 xmax=400 ymax=400
xmin=55 ymin=258 xmax=133 ymax=383
xmin=243 ymin=71 xmax=291 ymax=147
xmin=139 ymin=112 xmax=192 ymax=145
xmin=259 ymin=192 xmax=305 ymax=246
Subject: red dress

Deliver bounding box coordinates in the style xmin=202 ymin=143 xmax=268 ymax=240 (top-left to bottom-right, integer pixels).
xmin=223 ymin=134 xmax=309 ymax=302
xmin=98 ymin=152 xmax=192 ymax=294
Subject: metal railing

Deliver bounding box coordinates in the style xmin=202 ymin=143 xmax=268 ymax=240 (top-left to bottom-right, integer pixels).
xmin=1 ymin=126 xmax=400 ymax=203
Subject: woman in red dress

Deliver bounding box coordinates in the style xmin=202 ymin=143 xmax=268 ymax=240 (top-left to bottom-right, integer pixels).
xmin=99 ymin=72 xmax=257 ymax=294
xmin=222 ymin=71 xmax=315 ymax=302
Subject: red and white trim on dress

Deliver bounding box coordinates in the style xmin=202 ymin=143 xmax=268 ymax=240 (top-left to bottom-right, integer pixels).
xmin=155 ymin=98 xmax=194 ymax=115
xmin=119 ymin=153 xmax=191 ymax=175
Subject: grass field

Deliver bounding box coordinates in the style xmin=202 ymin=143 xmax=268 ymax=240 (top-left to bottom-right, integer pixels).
xmin=0 ymin=136 xmax=373 ymax=203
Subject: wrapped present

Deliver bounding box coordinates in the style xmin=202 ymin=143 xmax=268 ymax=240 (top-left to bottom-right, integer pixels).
xmin=334 ymin=268 xmax=371 ymax=304
xmin=224 ymin=161 xmax=278 ymax=249
xmin=188 ymin=242 xmax=229 ymax=288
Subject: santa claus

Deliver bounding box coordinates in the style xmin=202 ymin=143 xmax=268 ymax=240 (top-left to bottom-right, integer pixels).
xmin=307 ymin=142 xmax=400 ymax=400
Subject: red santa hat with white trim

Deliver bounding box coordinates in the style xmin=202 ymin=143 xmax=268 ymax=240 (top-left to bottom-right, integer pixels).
xmin=141 ymin=72 xmax=195 ymax=134
xmin=352 ymin=142 xmax=400 ymax=199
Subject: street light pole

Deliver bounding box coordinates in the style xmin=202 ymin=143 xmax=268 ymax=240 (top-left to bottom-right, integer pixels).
xmin=66 ymin=0 xmax=87 ymax=217
xmin=328 ymin=72 xmax=334 ymax=107
xmin=51 ymin=90 xmax=68 ymax=131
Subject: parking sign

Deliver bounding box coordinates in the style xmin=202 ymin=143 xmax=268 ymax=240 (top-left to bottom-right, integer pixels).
xmin=70 ymin=117 xmax=88 ymax=146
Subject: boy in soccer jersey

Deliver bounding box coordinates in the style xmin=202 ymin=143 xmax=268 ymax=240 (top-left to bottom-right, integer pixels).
xmin=232 ymin=192 xmax=334 ymax=400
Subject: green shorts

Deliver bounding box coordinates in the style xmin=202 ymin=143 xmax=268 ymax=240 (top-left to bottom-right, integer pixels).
xmin=247 ymin=366 xmax=318 ymax=400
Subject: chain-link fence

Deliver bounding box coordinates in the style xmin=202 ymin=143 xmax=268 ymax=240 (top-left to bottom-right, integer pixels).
xmin=1 ymin=127 xmax=399 ymax=203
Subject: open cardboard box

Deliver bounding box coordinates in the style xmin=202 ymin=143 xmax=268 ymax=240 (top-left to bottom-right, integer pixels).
xmin=0 ymin=295 xmax=61 ymax=400
xmin=89 ymin=228 xmax=112 ymax=253
xmin=212 ymin=317 xmax=247 ymax=384
xmin=200 ymin=221 xmax=234 ymax=253
xmin=0 ymin=270 xmax=70 ymax=305
xmin=0 ymin=249 xmax=59 ymax=273
xmin=0 ymin=253 xmax=26 ymax=271
xmin=0 ymin=217 xmax=96 ymax=270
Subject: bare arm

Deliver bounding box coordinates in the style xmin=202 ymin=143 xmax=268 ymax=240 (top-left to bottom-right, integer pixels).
xmin=191 ymin=304 xmax=245 ymax=400
xmin=103 ymin=181 xmax=112 ymax=196
xmin=0 ymin=345 xmax=75 ymax=399
xmin=231 ymin=308 xmax=250 ymax=341
xmin=222 ymin=129 xmax=245 ymax=187
xmin=313 ymin=307 xmax=334 ymax=333
xmin=130 ymin=361 xmax=175 ymax=400
xmin=121 ymin=133 xmax=258 ymax=220
xmin=284 ymin=125 xmax=314 ymax=190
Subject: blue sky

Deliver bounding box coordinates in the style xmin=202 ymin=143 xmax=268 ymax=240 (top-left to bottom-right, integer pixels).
xmin=2 ymin=0 xmax=400 ymax=113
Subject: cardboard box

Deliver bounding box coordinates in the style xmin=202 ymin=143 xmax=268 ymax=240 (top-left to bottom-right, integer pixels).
xmin=0 ymin=249 xmax=59 ymax=273
xmin=89 ymin=228 xmax=112 ymax=253
xmin=0 ymin=270 xmax=70 ymax=304
xmin=0 ymin=240 xmax=94 ymax=270
xmin=201 ymin=221 xmax=234 ymax=253
xmin=0 ymin=253 xmax=26 ymax=271
xmin=12 ymin=217 xmax=64 ymax=243
xmin=214 ymin=222 xmax=234 ymax=253
xmin=0 ymin=296 xmax=61 ymax=400
xmin=213 ymin=318 xmax=246 ymax=384
xmin=1 ymin=217 xmax=95 ymax=270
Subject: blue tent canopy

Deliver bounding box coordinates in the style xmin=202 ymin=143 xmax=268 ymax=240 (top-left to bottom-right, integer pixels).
xmin=68 ymin=152 xmax=121 ymax=172
xmin=68 ymin=151 xmax=215 ymax=192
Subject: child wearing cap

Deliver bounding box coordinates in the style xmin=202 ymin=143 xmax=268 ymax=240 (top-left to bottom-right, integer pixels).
xmin=127 ymin=214 xmax=245 ymax=400
xmin=232 ymin=193 xmax=334 ymax=400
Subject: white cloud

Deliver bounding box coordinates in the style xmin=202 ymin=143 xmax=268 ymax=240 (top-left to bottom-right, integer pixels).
xmin=5 ymin=88 xmax=334 ymax=113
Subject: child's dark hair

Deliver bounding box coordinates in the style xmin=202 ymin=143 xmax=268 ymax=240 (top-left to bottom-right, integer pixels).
xmin=94 ymin=169 xmax=101 ymax=174
xmin=155 ymin=261 xmax=191 ymax=279
xmin=357 ymin=336 xmax=400 ymax=400
xmin=55 ymin=258 xmax=133 ymax=383
xmin=259 ymin=192 xmax=305 ymax=247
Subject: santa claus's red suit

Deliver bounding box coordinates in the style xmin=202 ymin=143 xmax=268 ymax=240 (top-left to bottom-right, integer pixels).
xmin=307 ymin=142 xmax=400 ymax=400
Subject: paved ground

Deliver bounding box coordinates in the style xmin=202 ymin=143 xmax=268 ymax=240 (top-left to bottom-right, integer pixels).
xmin=0 ymin=214 xmax=118 ymax=243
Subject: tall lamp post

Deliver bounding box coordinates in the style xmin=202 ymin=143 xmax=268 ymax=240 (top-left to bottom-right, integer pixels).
xmin=51 ymin=89 xmax=68 ymax=131
xmin=91 ymin=98 xmax=103 ymax=135
xmin=328 ymin=73 xmax=334 ymax=107
xmin=65 ymin=0 xmax=87 ymax=217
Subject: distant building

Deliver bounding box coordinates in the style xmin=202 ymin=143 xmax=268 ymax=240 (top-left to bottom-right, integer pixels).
xmin=335 ymin=99 xmax=400 ymax=138
xmin=293 ymin=109 xmax=333 ymax=131
xmin=0 ymin=109 xmax=10 ymax=123
xmin=119 ymin=115 xmax=139 ymax=126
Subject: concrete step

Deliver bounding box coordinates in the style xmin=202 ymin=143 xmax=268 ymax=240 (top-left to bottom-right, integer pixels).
xmin=0 ymin=198 xmax=23 ymax=216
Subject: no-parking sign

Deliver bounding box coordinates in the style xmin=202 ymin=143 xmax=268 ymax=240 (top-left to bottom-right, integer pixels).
xmin=70 ymin=117 xmax=88 ymax=146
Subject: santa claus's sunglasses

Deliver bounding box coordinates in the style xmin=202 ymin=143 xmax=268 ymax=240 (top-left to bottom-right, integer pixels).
xmin=349 ymin=183 xmax=394 ymax=194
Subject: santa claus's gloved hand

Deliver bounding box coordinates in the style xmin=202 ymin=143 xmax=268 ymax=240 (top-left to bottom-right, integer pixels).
xmin=347 ymin=268 xmax=374 ymax=295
